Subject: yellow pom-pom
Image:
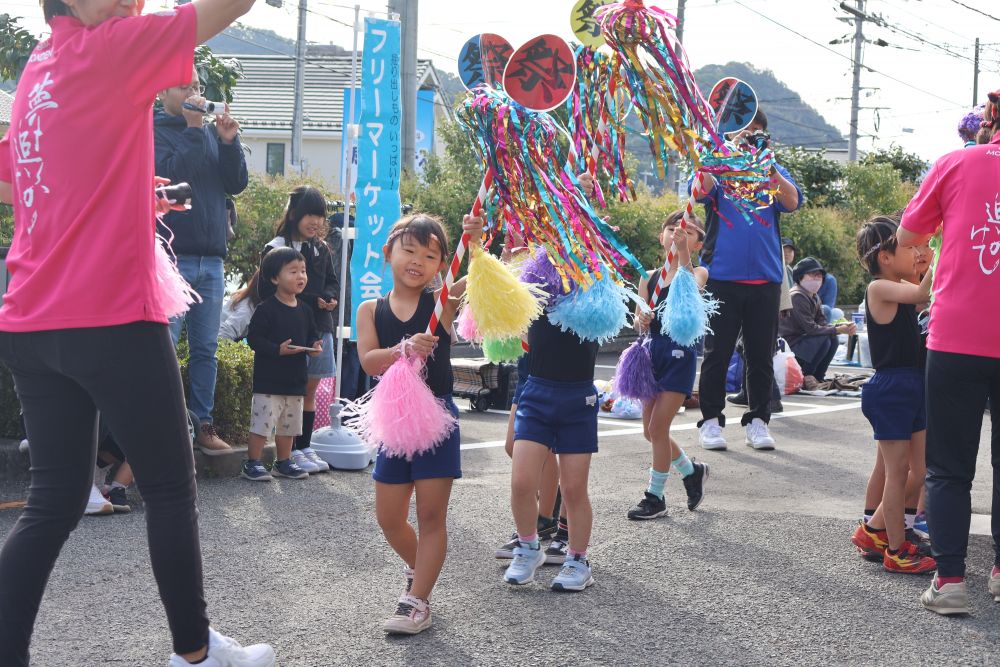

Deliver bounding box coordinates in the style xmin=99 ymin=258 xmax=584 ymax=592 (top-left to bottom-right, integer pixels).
xmin=466 ymin=246 xmax=544 ymax=340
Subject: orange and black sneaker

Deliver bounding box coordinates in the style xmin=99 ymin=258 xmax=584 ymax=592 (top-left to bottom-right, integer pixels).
xmin=851 ymin=520 xmax=888 ymax=562
xmin=884 ymin=541 xmax=937 ymax=574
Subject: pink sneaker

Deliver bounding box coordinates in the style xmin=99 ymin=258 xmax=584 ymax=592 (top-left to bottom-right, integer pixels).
xmin=383 ymin=594 xmax=432 ymax=635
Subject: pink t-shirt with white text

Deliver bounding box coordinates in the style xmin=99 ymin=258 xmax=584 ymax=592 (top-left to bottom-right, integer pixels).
xmin=901 ymin=134 xmax=1000 ymax=359
xmin=0 ymin=5 xmax=196 ymax=331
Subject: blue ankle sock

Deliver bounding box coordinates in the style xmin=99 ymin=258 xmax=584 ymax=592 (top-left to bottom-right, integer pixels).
xmin=672 ymin=450 xmax=695 ymax=477
xmin=517 ymin=533 xmax=540 ymax=550
xmin=647 ymin=468 xmax=670 ymax=499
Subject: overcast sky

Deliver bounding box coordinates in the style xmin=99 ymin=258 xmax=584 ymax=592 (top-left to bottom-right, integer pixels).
xmin=9 ymin=0 xmax=999 ymax=162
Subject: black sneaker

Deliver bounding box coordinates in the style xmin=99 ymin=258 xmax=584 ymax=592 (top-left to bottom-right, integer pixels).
xmin=907 ymin=528 xmax=932 ymax=557
xmin=494 ymin=532 xmax=518 ymax=559
xmin=537 ymin=515 xmax=558 ymax=539
xmin=682 ymin=461 xmax=709 ymax=511
xmin=544 ymin=538 xmax=568 ymax=565
xmin=727 ymin=392 xmax=748 ymax=406
xmin=627 ymin=491 xmax=668 ymax=520
xmin=105 ymin=486 xmax=132 ymax=514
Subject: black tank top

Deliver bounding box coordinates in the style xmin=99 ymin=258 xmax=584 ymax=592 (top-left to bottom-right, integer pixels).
xmin=374 ymin=290 xmax=453 ymax=396
xmin=865 ymin=300 xmax=921 ymax=369
xmin=646 ymin=269 xmax=670 ymax=337
xmin=526 ymin=314 xmax=598 ymax=383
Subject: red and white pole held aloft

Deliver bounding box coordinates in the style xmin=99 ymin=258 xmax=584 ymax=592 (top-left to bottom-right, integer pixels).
xmin=426 ymin=171 xmax=493 ymax=335
xmin=648 ymin=172 xmax=705 ymax=308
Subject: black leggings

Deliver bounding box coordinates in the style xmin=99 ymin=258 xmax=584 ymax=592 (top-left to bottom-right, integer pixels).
xmin=924 ymin=350 xmax=1000 ymax=578
xmin=0 ymin=322 xmax=208 ymax=665
xmin=699 ymin=280 xmax=781 ymax=427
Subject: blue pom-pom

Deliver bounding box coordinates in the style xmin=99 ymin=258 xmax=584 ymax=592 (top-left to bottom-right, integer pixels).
xmin=613 ymin=337 xmax=658 ymax=401
xmin=548 ymin=272 xmax=629 ymax=343
xmin=660 ymin=267 xmax=719 ymax=347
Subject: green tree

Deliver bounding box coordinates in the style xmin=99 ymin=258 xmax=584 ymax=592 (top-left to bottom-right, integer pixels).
xmin=194 ymin=45 xmax=243 ymax=104
xmin=861 ymin=144 xmax=928 ymax=183
xmin=842 ymin=162 xmax=917 ymax=221
xmin=0 ymin=14 xmax=37 ymax=82
xmin=772 ymin=144 xmax=845 ymax=208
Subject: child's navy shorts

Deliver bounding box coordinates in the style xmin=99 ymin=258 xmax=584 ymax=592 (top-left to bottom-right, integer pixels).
xmin=861 ymin=368 xmax=926 ymax=441
xmin=649 ymin=334 xmax=698 ymax=398
xmin=514 ymin=376 xmax=599 ymax=454
xmin=512 ymin=355 xmax=530 ymax=405
xmin=372 ymin=397 xmax=462 ymax=483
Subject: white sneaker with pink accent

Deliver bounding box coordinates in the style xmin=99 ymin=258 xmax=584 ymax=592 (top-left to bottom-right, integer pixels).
xmin=383 ymin=594 xmax=432 ymax=635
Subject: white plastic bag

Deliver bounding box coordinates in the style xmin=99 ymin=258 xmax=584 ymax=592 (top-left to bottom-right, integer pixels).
xmin=773 ymin=338 xmax=804 ymax=395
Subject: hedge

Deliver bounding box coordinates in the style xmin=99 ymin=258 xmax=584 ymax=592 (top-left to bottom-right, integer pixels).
xmin=0 ymin=337 xmax=255 ymax=444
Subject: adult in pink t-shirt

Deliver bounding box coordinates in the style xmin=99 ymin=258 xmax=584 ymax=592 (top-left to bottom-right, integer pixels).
xmin=0 ymin=1 xmax=273 ymax=665
xmin=898 ymin=91 xmax=1000 ymax=615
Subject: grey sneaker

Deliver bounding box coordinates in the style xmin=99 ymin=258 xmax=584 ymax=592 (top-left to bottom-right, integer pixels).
xmin=494 ymin=532 xmax=518 ymax=559
xmin=921 ymin=577 xmax=970 ymax=615
xmin=503 ymin=543 xmax=545 ymax=585
xmin=551 ymin=555 xmax=595 ymax=592
xmin=989 ymin=569 xmax=1000 ymax=602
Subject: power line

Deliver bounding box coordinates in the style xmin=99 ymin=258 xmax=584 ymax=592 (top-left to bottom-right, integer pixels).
xmin=945 ymin=0 xmax=1000 ymax=23
xmin=732 ymin=0 xmax=963 ymax=108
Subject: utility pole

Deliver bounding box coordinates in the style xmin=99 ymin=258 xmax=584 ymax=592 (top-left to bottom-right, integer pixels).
xmin=676 ymin=0 xmax=686 ymax=44
xmin=847 ymin=0 xmax=865 ymax=162
xmin=973 ymin=37 xmax=980 ymax=107
xmin=388 ymin=0 xmax=417 ymax=173
xmin=291 ymin=0 xmax=307 ymax=171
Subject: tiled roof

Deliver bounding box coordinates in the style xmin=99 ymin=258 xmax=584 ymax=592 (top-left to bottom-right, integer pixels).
xmin=225 ymin=54 xmax=436 ymax=133
xmin=0 ymin=90 xmax=13 ymax=125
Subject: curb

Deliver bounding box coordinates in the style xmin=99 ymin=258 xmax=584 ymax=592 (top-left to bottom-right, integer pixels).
xmin=0 ymin=438 xmax=277 ymax=483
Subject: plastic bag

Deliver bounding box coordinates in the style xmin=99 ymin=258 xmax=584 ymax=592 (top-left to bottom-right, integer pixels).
xmin=773 ymin=338 xmax=804 ymax=395
xmin=725 ymin=350 xmax=744 ymax=393
xmin=313 ymin=377 xmax=336 ymax=428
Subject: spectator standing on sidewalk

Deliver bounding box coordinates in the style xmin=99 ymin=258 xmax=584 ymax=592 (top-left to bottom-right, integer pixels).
xmin=155 ymin=64 xmax=249 ymax=456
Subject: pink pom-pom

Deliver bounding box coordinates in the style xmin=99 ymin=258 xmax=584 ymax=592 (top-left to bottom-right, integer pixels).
xmin=349 ymin=354 xmax=457 ymax=460
xmin=154 ymin=233 xmax=200 ymax=318
xmin=613 ymin=337 xmax=659 ymax=402
xmin=456 ymin=304 xmax=483 ymax=343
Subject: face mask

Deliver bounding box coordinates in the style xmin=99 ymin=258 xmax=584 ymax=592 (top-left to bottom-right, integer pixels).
xmin=800 ymin=276 xmax=823 ymax=294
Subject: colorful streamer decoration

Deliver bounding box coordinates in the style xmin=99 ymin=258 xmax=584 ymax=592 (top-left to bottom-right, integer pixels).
xmin=565 ymin=43 xmax=634 ymax=205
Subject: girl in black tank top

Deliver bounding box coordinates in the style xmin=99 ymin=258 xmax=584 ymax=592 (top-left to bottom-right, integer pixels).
xmin=627 ymin=215 xmax=710 ymax=522
xmin=374 ymin=290 xmax=453 ymax=396
xmin=853 ymin=216 xmax=936 ymax=572
xmin=355 ymin=213 xmax=483 ymax=634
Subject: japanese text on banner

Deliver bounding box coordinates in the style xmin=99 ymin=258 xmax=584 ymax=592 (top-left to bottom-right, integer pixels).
xmin=351 ymin=17 xmax=401 ymax=340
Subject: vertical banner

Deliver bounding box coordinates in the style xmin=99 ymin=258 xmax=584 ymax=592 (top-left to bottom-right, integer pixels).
xmin=414 ymin=89 xmax=436 ymax=175
xmin=351 ymin=17 xmax=401 ymax=340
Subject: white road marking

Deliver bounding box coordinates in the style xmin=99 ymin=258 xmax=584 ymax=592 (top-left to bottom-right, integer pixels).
xmin=460 ymin=401 xmax=863 ymax=451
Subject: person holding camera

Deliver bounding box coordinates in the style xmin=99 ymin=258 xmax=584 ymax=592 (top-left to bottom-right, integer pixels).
xmin=155 ymin=65 xmax=248 ymax=456
xmin=693 ymin=108 xmax=803 ymax=451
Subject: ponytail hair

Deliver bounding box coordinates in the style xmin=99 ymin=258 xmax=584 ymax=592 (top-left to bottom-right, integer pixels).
xmin=977 ymin=91 xmax=1000 ymax=144
xmin=856 ymin=214 xmax=900 ymax=277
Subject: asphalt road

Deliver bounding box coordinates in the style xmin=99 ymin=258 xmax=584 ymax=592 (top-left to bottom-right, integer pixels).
xmin=1 ymin=354 xmax=998 ymax=666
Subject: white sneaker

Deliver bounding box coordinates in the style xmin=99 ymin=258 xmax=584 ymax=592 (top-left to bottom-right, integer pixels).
xmin=168 ymin=628 xmax=275 ymax=666
xmin=698 ymin=418 xmax=728 ymax=451
xmin=300 ymin=447 xmax=330 ymax=472
xmin=290 ymin=449 xmax=319 ymax=474
xmin=18 ymin=439 xmax=28 ymax=453
xmin=84 ymin=484 xmax=113 ymax=516
xmin=745 ymin=418 xmax=776 ymax=450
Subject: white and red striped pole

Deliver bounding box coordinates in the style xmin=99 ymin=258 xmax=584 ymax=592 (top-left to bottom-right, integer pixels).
xmin=426 ymin=171 xmax=493 ymax=335
xmin=648 ymin=171 xmax=705 ymax=308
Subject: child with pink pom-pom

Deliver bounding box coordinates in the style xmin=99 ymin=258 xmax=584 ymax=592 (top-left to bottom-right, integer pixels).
xmin=355 ymin=212 xmax=483 ymax=636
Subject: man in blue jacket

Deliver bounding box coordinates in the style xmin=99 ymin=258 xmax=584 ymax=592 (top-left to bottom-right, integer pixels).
xmin=694 ymin=109 xmax=802 ymax=452
xmin=155 ymin=67 xmax=248 ymax=455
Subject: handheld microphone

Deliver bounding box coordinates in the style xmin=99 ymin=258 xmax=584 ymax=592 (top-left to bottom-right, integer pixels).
xmin=182 ymin=100 xmax=227 ymax=115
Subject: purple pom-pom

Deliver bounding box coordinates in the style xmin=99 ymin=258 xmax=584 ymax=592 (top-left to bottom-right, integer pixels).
xmin=959 ymin=105 xmax=985 ymax=142
xmin=613 ymin=338 xmax=659 ymax=402
xmin=520 ymin=247 xmax=571 ymax=307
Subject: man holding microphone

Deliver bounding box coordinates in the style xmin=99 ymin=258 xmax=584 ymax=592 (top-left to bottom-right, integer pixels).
xmin=155 ymin=65 xmax=248 ymax=456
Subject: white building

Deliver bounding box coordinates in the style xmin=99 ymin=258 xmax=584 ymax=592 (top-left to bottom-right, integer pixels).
xmin=225 ymin=54 xmax=448 ymax=191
